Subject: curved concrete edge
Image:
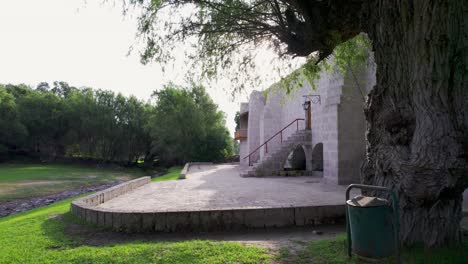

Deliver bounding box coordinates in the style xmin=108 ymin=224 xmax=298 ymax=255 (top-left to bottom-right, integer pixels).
xmin=72 ymin=201 xmax=345 ymax=233
xmin=178 ymin=163 xmax=190 ymax=179
xmin=179 ymin=162 xmax=214 ymax=179
xmin=70 ymin=177 xmax=151 ymax=225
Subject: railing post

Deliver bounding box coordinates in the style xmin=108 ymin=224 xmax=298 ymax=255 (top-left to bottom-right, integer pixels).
xmin=248 ymin=155 xmax=251 ymax=166
xmin=265 ymin=142 xmax=268 ymax=153
xmin=297 ymin=120 xmax=299 ymax=131
xmin=280 ymin=131 xmax=282 ymax=143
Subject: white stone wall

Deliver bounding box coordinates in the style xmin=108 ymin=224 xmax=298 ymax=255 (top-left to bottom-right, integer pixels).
xmin=240 ymin=103 xmax=249 ymax=115
xmin=336 ymin=59 xmax=376 ymax=184
xmin=238 ymin=108 xmax=250 ymax=166
xmin=247 ymin=91 xmax=265 ymax=165
xmin=239 ymin=140 xmax=249 ymax=166
xmin=278 ymin=85 xmax=308 ymax=139
xmin=241 ymin=55 xmax=376 ymax=184
xmin=259 ymin=90 xmax=283 ymax=159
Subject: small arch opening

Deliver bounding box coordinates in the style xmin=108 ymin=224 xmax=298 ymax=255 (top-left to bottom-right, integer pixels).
xmin=311 ymin=143 xmax=324 ymax=175
xmin=284 ymin=145 xmax=306 ymax=171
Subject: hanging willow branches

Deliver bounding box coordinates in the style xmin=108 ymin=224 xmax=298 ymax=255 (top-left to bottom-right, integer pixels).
xmin=126 ymin=0 xmax=370 ymax=93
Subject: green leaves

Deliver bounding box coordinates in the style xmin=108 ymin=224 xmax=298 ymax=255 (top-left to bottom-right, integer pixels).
xmin=332 ymin=34 xmax=372 ymax=75
xmin=0 ymin=82 xmax=232 ymax=166
xmin=128 ymin=1 xmax=371 ymax=96
xmin=147 ymin=84 xmax=233 ymax=164
xmin=129 ymin=0 xmax=294 ymax=94
xmin=275 ymin=34 xmax=372 ymax=94
xmin=0 ymin=83 xmax=151 ymax=163
xmin=0 ymin=87 xmax=27 ymax=150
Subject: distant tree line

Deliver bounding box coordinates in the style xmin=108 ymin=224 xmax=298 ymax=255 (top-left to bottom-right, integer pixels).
xmin=0 ymin=82 xmax=233 ymax=166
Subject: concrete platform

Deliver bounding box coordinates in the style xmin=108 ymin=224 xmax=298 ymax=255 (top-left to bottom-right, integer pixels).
xmin=71 ymin=164 xmax=468 ymax=232
xmin=70 ymin=164 xmax=358 ymax=232
xmin=98 ymin=164 xmax=355 ymax=212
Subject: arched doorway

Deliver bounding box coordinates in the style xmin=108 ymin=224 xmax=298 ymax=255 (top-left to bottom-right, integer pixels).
xmin=311 ymin=143 xmax=323 ymax=176
xmin=284 ymin=145 xmax=307 ymax=171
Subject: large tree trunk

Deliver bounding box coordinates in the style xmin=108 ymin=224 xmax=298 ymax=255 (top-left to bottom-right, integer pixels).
xmin=361 ymin=1 xmax=468 ymax=247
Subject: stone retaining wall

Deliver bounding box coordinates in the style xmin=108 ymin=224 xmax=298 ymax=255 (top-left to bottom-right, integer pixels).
xmin=179 ymin=162 xmax=213 ymax=179
xmin=70 ymin=177 xmax=151 ymax=227
xmin=73 ymin=198 xmax=344 ymax=233
xmin=71 ymin=175 xmax=346 ymax=233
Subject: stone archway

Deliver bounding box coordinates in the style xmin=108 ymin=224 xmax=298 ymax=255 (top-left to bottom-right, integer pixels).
xmin=284 ymin=145 xmax=307 ymax=171
xmin=311 ymin=143 xmax=323 ymax=176
xmin=284 ymin=145 xmax=311 ymax=171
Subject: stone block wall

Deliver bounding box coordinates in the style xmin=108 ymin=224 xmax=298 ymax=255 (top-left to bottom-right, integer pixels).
xmin=337 ymin=60 xmax=376 ymax=184
xmin=239 ymin=140 xmax=249 ymax=166
xmin=320 ymin=71 xmax=344 ymax=184
xmin=240 ymin=102 xmax=249 ymax=114
xmin=70 ymin=177 xmax=151 ymax=229
xmin=277 ymin=84 xmax=309 ymax=140
xmin=247 ymin=91 xmax=265 ymax=164
xmin=241 ymin=55 xmax=376 ymax=184
xmin=260 ymin=90 xmax=283 ymax=160
xmin=238 ymin=110 xmax=249 ymax=166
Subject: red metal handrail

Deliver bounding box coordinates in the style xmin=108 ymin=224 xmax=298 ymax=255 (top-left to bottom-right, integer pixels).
xmin=243 ymin=118 xmax=305 ymax=166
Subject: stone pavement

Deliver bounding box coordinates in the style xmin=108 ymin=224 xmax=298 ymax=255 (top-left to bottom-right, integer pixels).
xmin=98 ymin=164 xmax=358 ymax=212
xmin=81 ymin=164 xmax=468 ymax=232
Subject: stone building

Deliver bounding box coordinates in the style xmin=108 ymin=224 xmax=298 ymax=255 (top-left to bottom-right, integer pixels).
xmin=236 ymin=58 xmax=376 ymax=185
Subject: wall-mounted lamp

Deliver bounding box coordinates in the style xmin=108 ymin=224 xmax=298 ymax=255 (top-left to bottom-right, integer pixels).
xmin=302 ymin=95 xmax=320 ymax=130
xmin=302 ymin=100 xmax=311 ymax=111
xmin=302 ymin=95 xmax=321 ymax=106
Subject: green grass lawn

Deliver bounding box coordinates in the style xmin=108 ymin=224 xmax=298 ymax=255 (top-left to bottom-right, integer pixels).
xmin=0 ymin=163 xmax=146 ymax=201
xmin=277 ymin=234 xmax=468 ymax=264
xmin=1 ymin=197 xmax=464 ymax=264
xmin=151 ymin=166 xmax=182 ymax=182
xmin=0 ymin=192 xmax=269 ymax=264
xmin=1 ymin=164 xmax=466 ymax=264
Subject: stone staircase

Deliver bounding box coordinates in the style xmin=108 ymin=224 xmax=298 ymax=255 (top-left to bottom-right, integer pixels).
xmin=241 ymin=129 xmax=312 ymax=177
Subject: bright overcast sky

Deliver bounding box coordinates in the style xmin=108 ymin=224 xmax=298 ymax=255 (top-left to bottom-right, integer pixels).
xmin=0 ymin=0 xmax=258 ymax=134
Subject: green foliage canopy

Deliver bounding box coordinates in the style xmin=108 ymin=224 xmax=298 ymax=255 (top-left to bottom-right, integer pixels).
xmin=128 ymin=0 xmax=371 ymax=94
xmin=0 ymin=82 xmax=233 ymax=165
xmin=147 ymin=84 xmax=233 ymax=164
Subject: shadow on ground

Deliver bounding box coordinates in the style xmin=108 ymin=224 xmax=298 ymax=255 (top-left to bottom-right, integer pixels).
xmin=41 ymin=211 xmax=346 ymax=254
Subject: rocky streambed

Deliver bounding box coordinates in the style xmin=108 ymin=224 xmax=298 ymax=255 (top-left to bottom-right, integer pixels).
xmin=0 ymin=180 xmax=124 ymax=218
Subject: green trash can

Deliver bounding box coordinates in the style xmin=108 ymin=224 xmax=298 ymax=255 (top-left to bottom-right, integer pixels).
xmin=346 ymin=184 xmax=400 ymax=262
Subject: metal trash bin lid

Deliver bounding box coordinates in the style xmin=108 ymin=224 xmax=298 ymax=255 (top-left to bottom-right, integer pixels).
xmin=347 ymin=195 xmax=389 ymax=207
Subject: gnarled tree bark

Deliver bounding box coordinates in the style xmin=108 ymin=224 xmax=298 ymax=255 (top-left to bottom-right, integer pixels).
xmin=360 ymin=0 xmax=468 ymax=247
xmin=284 ymin=0 xmax=468 ymax=247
